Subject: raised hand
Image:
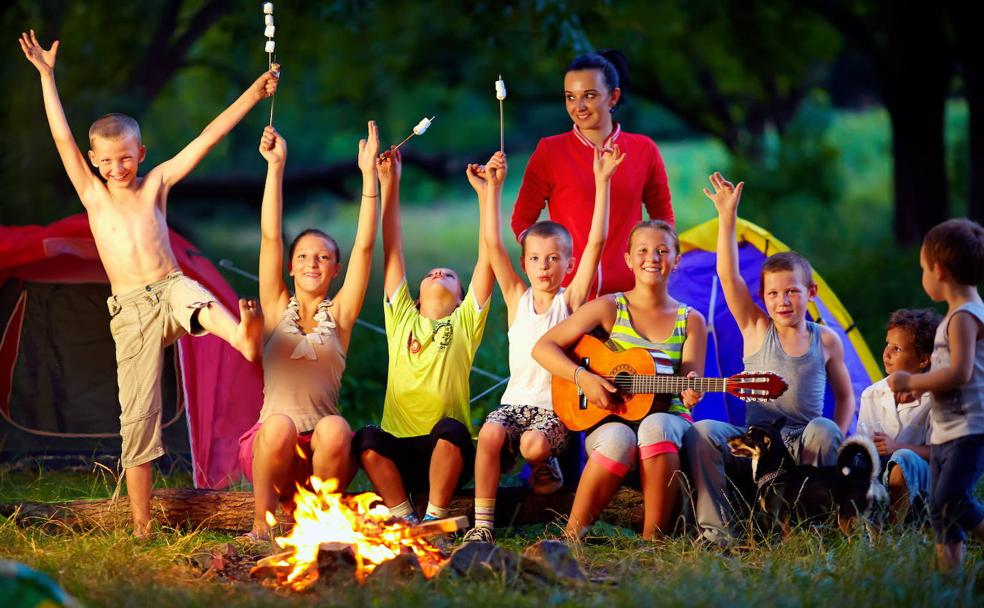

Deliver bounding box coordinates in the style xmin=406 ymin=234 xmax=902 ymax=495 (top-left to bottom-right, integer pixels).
xmin=485 ymin=151 xmax=507 ymax=189
xmin=703 ymin=171 xmax=745 ymax=218
xmin=250 ymin=70 xmax=280 ymax=101
xmin=19 ymin=29 xmax=58 ymax=75
xmin=259 ymin=126 xmax=286 ymax=165
xmin=593 ymin=144 xmax=625 ymax=181
xmin=465 ymin=162 xmax=488 ymax=195
xmin=358 ymin=120 xmax=380 ymax=174
xmin=377 ymin=145 xmax=401 ymax=186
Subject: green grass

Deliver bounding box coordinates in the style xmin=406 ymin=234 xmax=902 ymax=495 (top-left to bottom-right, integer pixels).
xmin=2 ymin=497 xmax=983 ymax=607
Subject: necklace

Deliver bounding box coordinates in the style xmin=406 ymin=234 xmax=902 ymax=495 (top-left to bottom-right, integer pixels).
xmin=281 ymin=297 xmax=336 ymax=360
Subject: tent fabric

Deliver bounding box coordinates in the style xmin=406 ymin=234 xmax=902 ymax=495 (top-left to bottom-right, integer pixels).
xmin=0 ymin=214 xmax=263 ymax=488
xmin=668 ymin=217 xmax=880 ymax=431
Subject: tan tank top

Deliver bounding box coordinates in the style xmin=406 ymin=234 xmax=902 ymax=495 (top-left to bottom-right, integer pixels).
xmin=257 ymin=297 xmax=346 ymax=432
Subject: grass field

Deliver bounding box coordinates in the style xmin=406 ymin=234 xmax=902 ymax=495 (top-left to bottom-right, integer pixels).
xmin=2 ymin=468 xmax=983 ymax=607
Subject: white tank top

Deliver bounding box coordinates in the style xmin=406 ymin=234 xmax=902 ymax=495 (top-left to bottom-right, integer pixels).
xmin=499 ymin=288 xmax=570 ymax=409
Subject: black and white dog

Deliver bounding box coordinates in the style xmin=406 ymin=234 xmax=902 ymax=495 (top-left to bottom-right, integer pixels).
xmin=727 ymin=417 xmax=888 ymax=535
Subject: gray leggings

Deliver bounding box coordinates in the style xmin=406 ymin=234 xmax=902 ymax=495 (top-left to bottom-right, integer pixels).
xmin=585 ymin=413 xmax=692 ymax=477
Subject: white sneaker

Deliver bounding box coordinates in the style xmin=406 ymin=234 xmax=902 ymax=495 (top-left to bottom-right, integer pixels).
xmin=530 ymin=457 xmax=564 ymax=495
xmin=462 ymin=526 xmax=495 ymax=544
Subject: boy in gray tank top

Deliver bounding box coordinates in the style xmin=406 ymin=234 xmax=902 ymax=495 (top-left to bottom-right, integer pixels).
xmin=887 ymin=219 xmax=984 ymax=572
xmin=685 ymin=173 xmax=856 ymax=546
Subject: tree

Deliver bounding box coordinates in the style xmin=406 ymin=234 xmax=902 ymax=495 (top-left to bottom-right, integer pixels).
xmin=803 ymin=0 xmax=955 ymax=244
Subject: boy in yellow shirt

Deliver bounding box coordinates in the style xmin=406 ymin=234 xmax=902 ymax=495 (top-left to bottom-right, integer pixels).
xmin=354 ymin=148 xmax=496 ymax=523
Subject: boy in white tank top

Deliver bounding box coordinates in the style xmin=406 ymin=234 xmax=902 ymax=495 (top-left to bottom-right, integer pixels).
xmin=461 ymin=145 xmax=625 ymax=543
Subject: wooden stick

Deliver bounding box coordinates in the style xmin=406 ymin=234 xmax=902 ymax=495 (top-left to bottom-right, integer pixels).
xmin=407 ymin=515 xmax=468 ymax=538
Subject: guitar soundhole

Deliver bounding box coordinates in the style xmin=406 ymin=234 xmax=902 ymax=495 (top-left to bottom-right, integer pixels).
xmin=611 ymin=369 xmax=632 ymax=400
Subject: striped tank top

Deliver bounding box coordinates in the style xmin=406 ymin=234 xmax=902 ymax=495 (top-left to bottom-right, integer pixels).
xmin=607 ymin=292 xmax=691 ymax=417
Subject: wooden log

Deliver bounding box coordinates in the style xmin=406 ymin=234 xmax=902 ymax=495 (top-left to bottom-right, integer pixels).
xmin=0 ymin=487 xmax=644 ymax=533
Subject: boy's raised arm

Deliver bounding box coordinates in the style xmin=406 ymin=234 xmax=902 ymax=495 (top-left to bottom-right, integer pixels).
xmin=156 ymin=71 xmax=279 ymax=189
xmin=469 ymin=156 xmax=500 ymax=307
xmin=704 ymin=172 xmax=766 ymax=333
xmin=380 ymin=147 xmax=405 ymax=300
xmin=20 ymin=31 xmax=97 ymax=203
xmin=257 ymin=126 xmax=289 ymax=335
xmin=474 ymin=153 xmax=524 ymax=314
xmin=335 ymin=121 xmax=381 ymax=330
xmin=566 ymin=145 xmax=622 ymax=310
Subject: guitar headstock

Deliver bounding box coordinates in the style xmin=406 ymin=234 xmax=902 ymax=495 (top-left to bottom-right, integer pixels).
xmin=725 ymin=371 xmax=788 ymax=401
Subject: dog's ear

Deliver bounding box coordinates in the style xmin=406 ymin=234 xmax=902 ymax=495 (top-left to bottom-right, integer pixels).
xmin=772 ymin=416 xmax=786 ymax=432
xmin=763 ymin=436 xmax=772 ymax=448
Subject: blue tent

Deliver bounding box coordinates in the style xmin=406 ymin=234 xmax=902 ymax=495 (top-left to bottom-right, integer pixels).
xmin=667 ymin=218 xmax=881 ymax=432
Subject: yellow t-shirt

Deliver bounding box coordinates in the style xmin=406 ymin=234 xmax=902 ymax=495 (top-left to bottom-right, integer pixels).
xmin=381 ymin=280 xmax=490 ymax=437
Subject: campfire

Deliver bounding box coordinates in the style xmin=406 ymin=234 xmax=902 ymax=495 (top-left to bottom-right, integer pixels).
xmin=249 ymin=477 xmax=463 ymax=590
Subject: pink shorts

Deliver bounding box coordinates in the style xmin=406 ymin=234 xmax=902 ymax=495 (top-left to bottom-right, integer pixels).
xmin=238 ymin=421 xmax=315 ymax=505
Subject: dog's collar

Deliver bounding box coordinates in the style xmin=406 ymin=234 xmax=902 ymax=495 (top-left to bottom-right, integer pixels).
xmin=756 ymin=469 xmax=784 ymax=489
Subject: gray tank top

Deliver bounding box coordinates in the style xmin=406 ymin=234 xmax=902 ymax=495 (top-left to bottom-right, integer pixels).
xmin=743 ymin=322 xmax=826 ymax=429
xmin=928 ymin=301 xmax=984 ymax=444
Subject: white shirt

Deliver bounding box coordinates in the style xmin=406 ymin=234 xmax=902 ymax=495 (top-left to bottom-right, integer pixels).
xmin=857 ymin=377 xmax=930 ymax=445
xmin=500 ymin=288 xmax=570 ymax=410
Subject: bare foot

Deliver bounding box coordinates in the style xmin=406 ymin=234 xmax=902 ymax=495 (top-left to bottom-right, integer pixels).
xmin=133 ymin=519 xmax=154 ymax=540
xmin=235 ymin=299 xmax=263 ymax=361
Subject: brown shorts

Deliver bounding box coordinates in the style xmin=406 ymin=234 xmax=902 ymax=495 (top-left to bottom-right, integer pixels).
xmin=107 ymin=272 xmax=215 ymax=468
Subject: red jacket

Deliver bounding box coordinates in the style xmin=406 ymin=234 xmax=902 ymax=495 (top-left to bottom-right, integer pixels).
xmin=510 ymin=125 xmax=673 ymax=296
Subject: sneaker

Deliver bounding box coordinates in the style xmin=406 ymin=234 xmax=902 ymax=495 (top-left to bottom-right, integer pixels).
xmin=461 ymin=526 xmax=495 ymax=544
xmin=530 ymin=457 xmax=564 ymax=495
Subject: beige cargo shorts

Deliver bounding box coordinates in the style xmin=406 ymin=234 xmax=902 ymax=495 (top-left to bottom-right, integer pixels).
xmin=107 ymin=271 xmax=215 ymax=468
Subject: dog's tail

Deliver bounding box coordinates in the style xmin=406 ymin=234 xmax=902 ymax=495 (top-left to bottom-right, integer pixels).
xmin=839 ymin=434 xmax=889 ymax=506
xmin=837 ymin=434 xmax=880 ymax=483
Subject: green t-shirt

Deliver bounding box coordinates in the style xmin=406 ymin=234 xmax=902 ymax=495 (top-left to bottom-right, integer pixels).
xmin=381 ymin=280 xmax=490 ymax=437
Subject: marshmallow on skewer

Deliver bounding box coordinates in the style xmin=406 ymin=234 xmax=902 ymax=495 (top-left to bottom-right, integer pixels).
xmin=265 ymin=14 xmax=274 ymax=26
xmin=263 ymin=2 xmax=273 ymax=14
xmin=495 ymin=77 xmax=507 ymax=101
xmin=265 ymin=25 xmax=276 ymax=37
xmin=413 ymin=117 xmax=433 ymax=135
xmin=265 ymin=40 xmax=275 ymax=53
xmin=393 ymin=116 xmax=437 ymax=150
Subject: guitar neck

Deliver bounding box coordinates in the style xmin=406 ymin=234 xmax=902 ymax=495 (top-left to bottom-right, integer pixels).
xmin=602 ymin=375 xmax=727 ymax=395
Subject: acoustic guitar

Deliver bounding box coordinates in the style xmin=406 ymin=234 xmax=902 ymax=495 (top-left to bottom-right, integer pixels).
xmin=552 ymin=335 xmax=789 ymax=431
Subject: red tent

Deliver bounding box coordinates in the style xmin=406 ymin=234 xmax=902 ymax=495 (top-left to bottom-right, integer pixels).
xmin=0 ymin=214 xmax=263 ymax=488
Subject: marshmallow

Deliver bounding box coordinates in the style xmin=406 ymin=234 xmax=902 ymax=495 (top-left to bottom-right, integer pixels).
xmin=413 ymin=117 xmax=432 ymax=135
xmin=265 ymin=40 xmax=275 ymax=53
xmin=495 ymin=78 xmax=506 ymax=101
xmin=265 ymin=14 xmax=274 ymax=26
xmin=263 ymin=3 xmax=273 ymax=15
xmin=265 ymin=25 xmax=275 ymax=38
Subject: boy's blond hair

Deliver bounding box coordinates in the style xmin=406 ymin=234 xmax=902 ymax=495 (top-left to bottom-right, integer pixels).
xmin=760 ymin=251 xmax=814 ymax=287
xmin=923 ymin=218 xmax=984 ymax=286
xmin=88 ymin=113 xmax=141 ymax=147
xmin=520 ymin=221 xmax=573 ymax=257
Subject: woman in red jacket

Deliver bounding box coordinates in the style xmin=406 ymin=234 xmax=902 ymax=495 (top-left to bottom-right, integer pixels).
xmin=511 ymin=50 xmax=674 ymax=297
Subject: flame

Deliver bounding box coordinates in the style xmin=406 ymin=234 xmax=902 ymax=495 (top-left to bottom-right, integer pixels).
xmin=266 ymin=477 xmax=446 ymax=590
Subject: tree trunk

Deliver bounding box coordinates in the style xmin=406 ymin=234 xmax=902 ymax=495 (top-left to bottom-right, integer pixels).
xmin=882 ymin=2 xmax=953 ymax=244
xmin=951 ymin=2 xmax=984 ymax=224
xmin=0 ymin=487 xmax=645 ymax=534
